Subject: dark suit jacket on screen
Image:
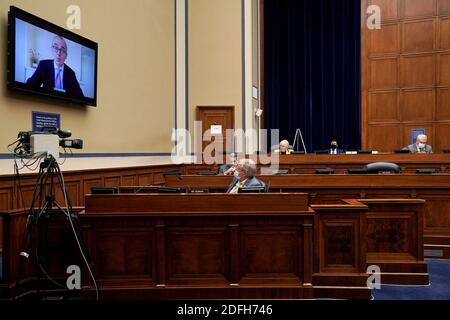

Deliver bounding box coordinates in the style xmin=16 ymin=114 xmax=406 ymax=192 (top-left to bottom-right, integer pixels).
xmin=26 ymin=59 xmax=84 ymax=99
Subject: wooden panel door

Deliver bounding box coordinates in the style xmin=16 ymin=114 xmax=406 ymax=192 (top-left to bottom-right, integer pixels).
xmin=197 ymin=106 xmax=235 ymax=157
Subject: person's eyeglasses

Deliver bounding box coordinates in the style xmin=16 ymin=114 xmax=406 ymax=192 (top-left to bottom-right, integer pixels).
xmin=52 ymin=45 xmax=67 ymax=55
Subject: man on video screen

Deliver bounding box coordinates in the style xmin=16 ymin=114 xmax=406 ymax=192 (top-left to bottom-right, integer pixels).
xmin=26 ymin=36 xmax=84 ymax=99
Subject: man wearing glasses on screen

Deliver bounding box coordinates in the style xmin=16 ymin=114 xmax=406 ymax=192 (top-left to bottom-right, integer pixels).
xmin=27 ymin=36 xmax=84 ymax=99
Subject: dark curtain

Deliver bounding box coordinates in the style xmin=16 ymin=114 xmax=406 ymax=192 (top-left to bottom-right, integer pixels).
xmin=264 ymin=0 xmax=361 ymax=152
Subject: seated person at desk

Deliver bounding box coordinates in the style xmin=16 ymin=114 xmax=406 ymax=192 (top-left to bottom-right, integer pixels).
xmin=274 ymin=140 xmax=294 ymax=155
xmin=329 ymin=138 xmax=344 ymax=154
xmin=227 ymin=159 xmax=266 ymax=194
xmin=403 ymin=134 xmax=433 ymax=154
xmin=218 ymin=153 xmax=237 ymax=176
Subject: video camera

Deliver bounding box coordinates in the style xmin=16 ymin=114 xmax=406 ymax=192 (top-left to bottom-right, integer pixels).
xmin=15 ymin=127 xmax=83 ymax=158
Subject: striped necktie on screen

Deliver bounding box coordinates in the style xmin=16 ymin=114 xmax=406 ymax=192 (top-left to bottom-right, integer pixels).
xmin=55 ymin=68 xmax=62 ymax=89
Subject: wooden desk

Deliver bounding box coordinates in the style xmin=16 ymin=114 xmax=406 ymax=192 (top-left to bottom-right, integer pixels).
xmin=184 ymin=153 xmax=450 ymax=174
xmin=1 ymin=193 xmax=427 ymax=300
xmin=81 ymin=193 xmax=315 ymax=299
xmin=163 ymin=174 xmax=450 ymax=259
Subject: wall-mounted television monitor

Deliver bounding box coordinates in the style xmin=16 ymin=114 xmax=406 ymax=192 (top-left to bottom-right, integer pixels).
xmin=8 ymin=6 xmax=98 ymax=106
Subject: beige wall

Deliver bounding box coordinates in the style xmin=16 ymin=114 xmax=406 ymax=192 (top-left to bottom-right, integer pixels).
xmin=0 ymin=0 xmax=175 ymax=154
xmin=188 ymin=0 xmax=242 ymax=152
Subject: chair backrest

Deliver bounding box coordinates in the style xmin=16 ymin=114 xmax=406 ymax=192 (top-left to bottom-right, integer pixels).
xmin=365 ymin=162 xmax=399 ymax=173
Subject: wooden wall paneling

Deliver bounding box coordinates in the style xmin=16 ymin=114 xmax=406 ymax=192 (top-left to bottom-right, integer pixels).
xmin=137 ymin=174 xmax=154 ymax=187
xmin=363 ymin=0 xmax=448 ymax=151
xmin=89 ymin=221 xmax=156 ymax=287
xmin=104 ymin=176 xmax=121 ymax=188
xmin=367 ymin=125 xmax=402 ymax=151
xmin=153 ymin=173 xmax=166 ymax=185
xmin=0 ymin=187 xmax=10 ymax=253
xmin=369 ymin=0 xmax=401 ymax=21
xmin=400 ymin=54 xmax=435 ymax=88
xmin=121 ymin=175 xmax=137 ymax=186
xmin=438 ymin=16 xmax=450 ymax=49
xmin=17 ymin=184 xmax=39 ymax=211
xmin=240 ymin=227 xmax=301 ymax=285
xmin=167 ymin=227 xmax=229 ymax=285
xmin=438 ymin=0 xmax=450 ymax=15
xmin=403 ymin=0 xmax=437 ymax=19
xmin=421 ymin=194 xmax=450 ymax=230
xmin=54 ymin=180 xmax=81 ymax=207
xmin=435 ymin=123 xmax=450 ymax=150
xmin=368 ymin=90 xmax=400 ymax=122
xmin=370 ymin=57 xmax=399 ymax=89
xmin=366 ymin=212 xmax=418 ymax=258
xmin=438 ymin=52 xmax=450 ymax=85
xmin=400 ymin=88 xmax=436 ymax=121
xmin=0 ymin=187 xmax=13 ymax=210
xmin=83 ymin=178 xmax=103 ymax=196
xmin=402 ymin=19 xmax=435 ymax=53
xmin=370 ymin=23 xmax=401 ymax=55
xmin=320 ymin=219 xmax=359 ymax=273
xmin=437 ymin=87 xmax=450 ymax=120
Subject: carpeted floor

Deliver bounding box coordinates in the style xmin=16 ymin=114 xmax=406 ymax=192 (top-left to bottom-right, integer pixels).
xmin=372 ymin=259 xmax=450 ymax=300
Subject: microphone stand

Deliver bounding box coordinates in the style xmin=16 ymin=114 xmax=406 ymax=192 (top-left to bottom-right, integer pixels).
xmin=292 ymin=128 xmax=307 ymax=154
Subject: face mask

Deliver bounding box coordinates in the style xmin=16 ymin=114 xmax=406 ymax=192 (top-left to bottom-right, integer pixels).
xmin=418 ymin=143 xmax=426 ymax=149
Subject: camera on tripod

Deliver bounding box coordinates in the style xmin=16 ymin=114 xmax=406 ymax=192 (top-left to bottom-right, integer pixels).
xmin=16 ymin=127 xmax=83 ymax=158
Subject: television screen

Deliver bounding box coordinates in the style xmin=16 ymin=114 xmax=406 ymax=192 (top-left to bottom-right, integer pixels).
xmin=8 ymin=6 xmax=98 ymax=106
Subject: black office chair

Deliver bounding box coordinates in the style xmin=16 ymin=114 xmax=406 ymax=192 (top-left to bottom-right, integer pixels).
xmin=365 ymin=162 xmax=399 ymax=174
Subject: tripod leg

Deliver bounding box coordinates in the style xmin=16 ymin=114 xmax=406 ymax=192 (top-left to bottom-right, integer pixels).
xmin=14 ymin=211 xmax=36 ymax=299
